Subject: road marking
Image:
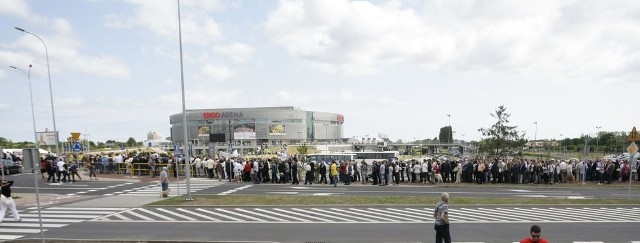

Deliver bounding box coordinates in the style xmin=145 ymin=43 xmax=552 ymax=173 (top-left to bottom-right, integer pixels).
xmin=0 ymin=235 xmax=23 ymax=240
xmin=126 ymin=210 xmax=154 ymax=221
xmin=137 ymin=208 xmax=177 ymax=221
xmin=195 ymin=208 xmax=243 ymax=221
xmin=221 ymin=208 xmax=265 ymax=222
xmin=266 ymin=192 xmax=298 ymax=195
xmin=157 ymin=208 xmax=197 ymax=221
xmin=176 ymin=208 xmax=220 ymax=222
xmin=235 ymin=208 xmax=287 ymax=222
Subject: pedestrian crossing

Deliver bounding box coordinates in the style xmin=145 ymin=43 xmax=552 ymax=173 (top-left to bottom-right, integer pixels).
xmin=65 ymin=182 xmax=134 ymax=196
xmin=92 ymin=206 xmax=640 ymax=223
xmin=0 ymin=207 xmax=122 ymax=241
xmin=103 ymin=178 xmax=222 ymax=196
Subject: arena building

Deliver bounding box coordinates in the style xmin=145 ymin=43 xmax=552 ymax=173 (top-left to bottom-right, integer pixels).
xmin=169 ymin=106 xmax=344 ymax=155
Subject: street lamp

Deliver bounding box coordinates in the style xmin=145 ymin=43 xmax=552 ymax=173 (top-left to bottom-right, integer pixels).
xmin=176 ymin=0 xmax=192 ymax=200
xmin=447 ymin=114 xmax=451 ymax=143
xmin=9 ymin=64 xmax=45 ymax=242
xmin=9 ymin=65 xmax=37 ymax=150
xmin=14 ymin=27 xmax=60 ymax=157
xmin=595 ymin=126 xmax=601 ymax=153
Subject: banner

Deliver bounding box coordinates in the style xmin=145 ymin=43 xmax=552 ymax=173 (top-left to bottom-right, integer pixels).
xmin=233 ymin=123 xmax=256 ymax=140
xmin=36 ymin=132 xmax=57 ymax=146
xmin=269 ymin=124 xmax=286 ymax=135
xmin=197 ymin=126 xmax=210 ymax=137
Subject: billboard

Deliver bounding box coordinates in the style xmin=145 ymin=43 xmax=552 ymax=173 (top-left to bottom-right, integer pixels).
xmin=209 ymin=133 xmax=225 ymax=142
xmin=36 ymin=132 xmax=58 ymax=146
xmin=233 ymin=123 xmax=256 ymax=140
xmin=197 ymin=126 xmax=210 ymax=137
xmin=269 ymin=124 xmax=286 ymax=135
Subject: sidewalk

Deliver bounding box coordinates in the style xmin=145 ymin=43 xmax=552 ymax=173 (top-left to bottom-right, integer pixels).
xmin=75 ymin=169 xmax=160 ymax=183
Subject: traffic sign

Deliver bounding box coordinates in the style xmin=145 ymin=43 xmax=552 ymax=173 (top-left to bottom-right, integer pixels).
xmin=72 ymin=142 xmax=82 ymax=152
xmin=626 ymin=127 xmax=640 ymax=142
xmin=71 ymin=132 xmax=81 ymax=141
xmin=628 ymin=142 xmax=639 ymax=155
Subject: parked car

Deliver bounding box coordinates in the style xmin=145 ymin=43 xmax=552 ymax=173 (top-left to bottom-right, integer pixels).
xmin=0 ymin=159 xmax=22 ymax=175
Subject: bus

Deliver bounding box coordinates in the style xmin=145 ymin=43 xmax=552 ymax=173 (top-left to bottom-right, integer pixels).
xmin=306 ymin=153 xmax=356 ymax=165
xmin=353 ymin=151 xmax=400 ymax=165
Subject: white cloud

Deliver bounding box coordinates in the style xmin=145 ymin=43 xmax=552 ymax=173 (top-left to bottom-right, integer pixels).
xmin=213 ymin=43 xmax=254 ymax=62
xmin=265 ymin=0 xmax=640 ymax=82
xmin=195 ymin=63 xmax=233 ymax=82
xmin=105 ymin=0 xmax=223 ymax=46
xmin=0 ymin=0 xmax=30 ymax=18
xmin=0 ymin=104 xmax=8 ymax=111
xmin=1 ymin=6 xmax=130 ymax=80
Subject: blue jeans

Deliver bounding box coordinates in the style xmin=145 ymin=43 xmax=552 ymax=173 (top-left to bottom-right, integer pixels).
xmin=331 ymin=175 xmax=337 ymax=187
xmin=161 ymin=182 xmax=169 ymax=191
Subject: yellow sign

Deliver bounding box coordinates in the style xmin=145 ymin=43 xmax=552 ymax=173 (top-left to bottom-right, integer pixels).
xmin=71 ymin=132 xmax=81 ymax=141
xmin=626 ymin=127 xmax=640 ymax=142
xmin=628 ymin=142 xmax=639 ymax=155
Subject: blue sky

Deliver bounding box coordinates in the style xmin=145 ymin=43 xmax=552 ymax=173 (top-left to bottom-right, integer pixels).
xmin=1 ymin=0 xmax=639 ymax=144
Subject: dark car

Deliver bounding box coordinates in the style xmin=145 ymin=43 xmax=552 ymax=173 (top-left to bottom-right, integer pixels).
xmin=1 ymin=159 xmax=22 ymax=175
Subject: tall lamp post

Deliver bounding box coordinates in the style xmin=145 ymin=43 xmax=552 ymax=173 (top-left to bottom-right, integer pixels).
xmin=10 ymin=65 xmax=37 ymax=149
xmin=14 ymin=27 xmax=60 ymax=157
xmin=9 ymin=64 xmax=45 ymax=243
xmin=533 ymin=121 xmax=538 ymax=151
xmin=595 ymin=126 xmax=601 ymax=154
xmin=447 ymin=114 xmax=451 ymax=143
xmin=176 ymin=0 xmax=192 ymax=200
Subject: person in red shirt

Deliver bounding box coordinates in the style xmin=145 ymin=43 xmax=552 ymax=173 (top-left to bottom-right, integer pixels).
xmin=520 ymin=225 xmax=549 ymax=243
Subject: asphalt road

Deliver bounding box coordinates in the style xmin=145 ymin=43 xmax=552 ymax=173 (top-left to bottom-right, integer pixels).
xmin=3 ymin=172 xmax=640 ymax=242
xmin=26 ymin=220 xmax=639 ymax=242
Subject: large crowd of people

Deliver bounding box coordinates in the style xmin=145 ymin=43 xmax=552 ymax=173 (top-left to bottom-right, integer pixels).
xmin=2 ymin=150 xmax=638 ymax=186
xmin=178 ymin=155 xmax=639 ymax=186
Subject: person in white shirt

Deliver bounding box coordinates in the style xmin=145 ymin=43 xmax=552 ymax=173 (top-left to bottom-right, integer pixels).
xmin=206 ymin=158 xmax=215 ymax=179
xmin=193 ymin=157 xmax=202 ymax=177
xmin=56 ymin=160 xmax=65 ymax=183
xmin=421 ymin=161 xmax=428 ymax=183
xmin=577 ymin=161 xmax=586 ymax=184
xmin=413 ymin=162 xmax=421 ymax=183
xmin=125 ymin=157 xmax=133 ymax=175
xmin=304 ymin=162 xmax=313 ymax=185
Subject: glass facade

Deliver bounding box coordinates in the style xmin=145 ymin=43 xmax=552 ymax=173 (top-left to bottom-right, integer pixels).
xmin=169 ymin=106 xmax=343 ymax=151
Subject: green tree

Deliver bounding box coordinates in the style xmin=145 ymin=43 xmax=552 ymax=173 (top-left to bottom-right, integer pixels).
xmin=126 ymin=137 xmax=137 ymax=147
xmin=297 ymin=143 xmax=309 ymax=160
xmin=477 ymin=105 xmax=527 ymax=158
xmin=439 ymin=126 xmax=453 ymax=143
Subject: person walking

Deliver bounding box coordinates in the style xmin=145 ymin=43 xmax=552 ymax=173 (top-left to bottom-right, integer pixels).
xmin=330 ymin=160 xmax=338 ymax=188
xmin=159 ymin=167 xmax=170 ymax=198
xmin=0 ymin=180 xmax=21 ymax=223
xmin=519 ymin=225 xmax=549 ymax=243
xmin=88 ymin=159 xmax=98 ymax=180
xmin=69 ymin=161 xmax=82 ymax=182
xmin=433 ymin=192 xmax=451 ymax=243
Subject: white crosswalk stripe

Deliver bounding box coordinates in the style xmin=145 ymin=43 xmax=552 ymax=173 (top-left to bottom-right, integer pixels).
xmin=107 ymin=178 xmax=223 ymax=196
xmin=0 ymin=207 xmax=124 ymax=242
xmin=91 ymin=206 xmax=640 ymax=224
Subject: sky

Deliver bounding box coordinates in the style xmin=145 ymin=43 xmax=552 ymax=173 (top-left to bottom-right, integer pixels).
xmin=1 ymin=0 xmax=639 ymax=144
